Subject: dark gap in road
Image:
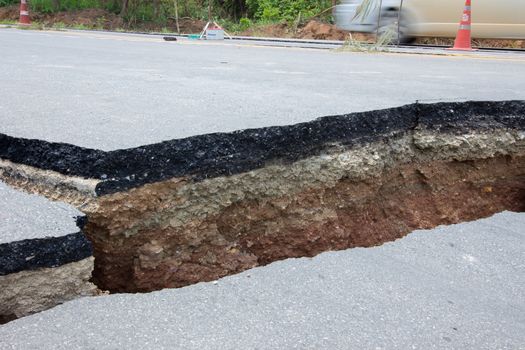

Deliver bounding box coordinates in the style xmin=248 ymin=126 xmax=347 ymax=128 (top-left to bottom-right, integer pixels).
xmin=0 ymin=100 xmax=524 ymax=300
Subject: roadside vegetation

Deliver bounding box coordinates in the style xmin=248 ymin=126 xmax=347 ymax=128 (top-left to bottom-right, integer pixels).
xmin=1 ymin=0 xmax=523 ymax=48
xmin=0 ymin=0 xmax=339 ymax=34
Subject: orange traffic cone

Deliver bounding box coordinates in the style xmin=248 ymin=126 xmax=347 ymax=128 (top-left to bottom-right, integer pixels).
xmin=448 ymin=0 xmax=476 ymax=51
xmin=19 ymin=0 xmax=31 ymax=26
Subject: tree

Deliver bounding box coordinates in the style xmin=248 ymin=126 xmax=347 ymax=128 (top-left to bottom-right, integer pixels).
xmin=52 ymin=0 xmax=60 ymax=11
xmin=120 ymin=0 xmax=129 ymax=17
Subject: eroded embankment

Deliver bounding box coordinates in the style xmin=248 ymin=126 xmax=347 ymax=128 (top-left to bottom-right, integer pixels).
xmin=1 ymin=101 xmax=524 ymax=293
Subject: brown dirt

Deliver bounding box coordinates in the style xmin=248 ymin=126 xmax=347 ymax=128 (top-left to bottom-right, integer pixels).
xmin=297 ymin=20 xmax=361 ymax=41
xmin=0 ymin=6 xmax=123 ymax=29
xmin=168 ymin=17 xmax=206 ymax=34
xmin=239 ymin=22 xmax=291 ymax=38
xmin=238 ymin=20 xmax=373 ymax=42
xmin=416 ymin=37 xmax=525 ymax=49
xmin=86 ymin=155 xmax=525 ymax=292
xmin=0 ymin=5 xmax=18 ymax=21
xmin=37 ymin=8 xmax=123 ymax=29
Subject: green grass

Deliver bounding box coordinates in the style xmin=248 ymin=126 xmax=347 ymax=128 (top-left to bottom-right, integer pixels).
xmin=72 ymin=23 xmax=90 ymax=29
xmin=51 ymin=21 xmax=66 ymax=29
xmin=0 ymin=0 xmax=18 ymax=6
xmin=27 ymin=0 xmax=119 ymax=13
xmin=16 ymin=22 xmax=45 ymax=30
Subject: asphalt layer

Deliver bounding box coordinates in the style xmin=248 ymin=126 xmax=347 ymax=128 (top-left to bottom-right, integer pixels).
xmin=2 ymin=100 xmax=524 ymax=195
xmin=1 ymin=211 xmax=523 ymax=349
xmin=1 ymin=29 xmax=525 ymax=150
xmin=0 ymin=181 xmax=90 ymax=275
xmin=0 ymin=231 xmax=92 ymax=275
xmin=0 ymin=181 xmax=81 ymax=244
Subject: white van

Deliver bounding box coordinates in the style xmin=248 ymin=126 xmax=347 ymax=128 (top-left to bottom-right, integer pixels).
xmin=334 ymin=0 xmax=525 ymax=41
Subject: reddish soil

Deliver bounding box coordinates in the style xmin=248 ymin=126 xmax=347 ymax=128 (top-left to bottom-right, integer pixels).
xmin=297 ymin=20 xmax=364 ymax=41
xmin=238 ymin=20 xmax=372 ymax=41
xmin=86 ymin=155 xmax=525 ymax=293
xmin=239 ymin=22 xmax=291 ymax=38
xmin=38 ymin=9 xmax=123 ymax=29
xmin=0 ymin=6 xmax=122 ymax=28
xmin=0 ymin=5 xmax=18 ymax=21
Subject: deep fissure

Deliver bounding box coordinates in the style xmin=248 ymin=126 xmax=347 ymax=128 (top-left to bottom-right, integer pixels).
xmin=1 ymin=100 xmax=524 ymax=304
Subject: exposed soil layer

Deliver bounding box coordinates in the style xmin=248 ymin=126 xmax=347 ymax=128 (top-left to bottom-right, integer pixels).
xmin=0 ymin=216 xmax=94 ymax=323
xmin=0 ymin=257 xmax=97 ymax=324
xmin=239 ymin=20 xmax=363 ymax=41
xmin=1 ymin=101 xmax=524 ymax=293
xmin=87 ymin=154 xmax=525 ymax=292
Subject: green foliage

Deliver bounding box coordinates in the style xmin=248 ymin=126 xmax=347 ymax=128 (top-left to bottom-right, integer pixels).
xmin=10 ymin=0 xmax=119 ymax=14
xmin=72 ymin=22 xmax=89 ymax=29
xmin=0 ymin=0 xmax=17 ymax=6
xmin=217 ymin=17 xmax=252 ymax=33
xmin=246 ymin=0 xmax=331 ymax=23
xmin=181 ymin=1 xmax=209 ymax=19
xmin=28 ymin=0 xmax=117 ymax=14
xmin=124 ymin=1 xmax=155 ymax=22
xmin=94 ymin=15 xmax=105 ymax=28
xmin=52 ymin=21 xmax=66 ymax=29
xmin=28 ymin=0 xmax=54 ymax=13
xmin=0 ymin=0 xmax=335 ymax=29
xmin=238 ymin=17 xmax=252 ymax=30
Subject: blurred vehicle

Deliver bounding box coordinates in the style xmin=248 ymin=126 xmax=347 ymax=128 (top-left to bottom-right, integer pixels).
xmin=333 ymin=0 xmax=525 ymax=42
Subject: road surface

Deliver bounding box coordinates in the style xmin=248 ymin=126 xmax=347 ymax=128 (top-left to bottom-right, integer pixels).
xmin=0 ymin=181 xmax=81 ymax=244
xmin=1 ymin=28 xmax=524 ymax=349
xmin=0 ymin=212 xmax=523 ymax=349
xmin=1 ymin=28 xmax=524 ymax=150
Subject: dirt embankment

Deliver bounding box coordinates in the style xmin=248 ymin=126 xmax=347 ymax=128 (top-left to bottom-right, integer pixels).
xmin=239 ymin=20 xmax=369 ymax=41
xmin=1 ymin=6 xmax=524 ymax=48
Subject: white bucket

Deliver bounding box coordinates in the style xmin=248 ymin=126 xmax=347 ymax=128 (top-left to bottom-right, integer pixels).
xmin=206 ymin=29 xmax=224 ymax=40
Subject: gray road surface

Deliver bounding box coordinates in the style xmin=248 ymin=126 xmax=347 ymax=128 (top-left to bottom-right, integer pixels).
xmin=0 ymin=181 xmax=81 ymax=244
xmin=1 ymin=28 xmax=524 ymax=150
xmin=1 ymin=212 xmax=524 ymax=350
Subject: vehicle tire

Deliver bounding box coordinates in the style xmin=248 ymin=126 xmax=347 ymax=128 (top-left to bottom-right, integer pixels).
xmin=378 ymin=8 xmax=414 ymax=44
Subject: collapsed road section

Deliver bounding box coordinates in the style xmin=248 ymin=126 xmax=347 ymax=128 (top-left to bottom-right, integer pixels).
xmin=1 ymin=100 xmax=524 ymax=293
xmin=0 ymin=182 xmax=96 ymax=323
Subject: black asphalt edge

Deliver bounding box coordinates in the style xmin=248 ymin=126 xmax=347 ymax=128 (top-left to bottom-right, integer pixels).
xmin=0 ymin=216 xmax=93 ymax=276
xmin=1 ymin=100 xmax=524 ymax=196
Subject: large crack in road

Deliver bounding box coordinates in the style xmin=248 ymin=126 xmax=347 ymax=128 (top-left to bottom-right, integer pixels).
xmin=0 ymin=101 xmax=524 ymax=305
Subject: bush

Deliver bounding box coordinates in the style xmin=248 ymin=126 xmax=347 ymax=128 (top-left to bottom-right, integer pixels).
xmin=239 ymin=17 xmax=252 ymax=31
xmin=246 ymin=0 xmax=331 ymax=23
xmin=0 ymin=0 xmax=18 ymax=6
xmin=29 ymin=0 xmax=107 ymax=13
